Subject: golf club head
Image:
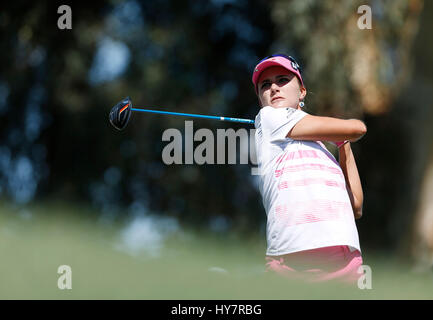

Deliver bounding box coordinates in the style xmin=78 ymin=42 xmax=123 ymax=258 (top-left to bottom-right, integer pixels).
xmin=109 ymin=97 xmax=132 ymax=131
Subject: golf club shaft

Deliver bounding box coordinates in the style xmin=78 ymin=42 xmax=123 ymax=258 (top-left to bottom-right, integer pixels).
xmin=131 ymin=107 xmax=255 ymax=125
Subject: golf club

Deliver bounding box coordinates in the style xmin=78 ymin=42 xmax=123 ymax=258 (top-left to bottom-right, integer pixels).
xmin=109 ymin=97 xmax=255 ymax=131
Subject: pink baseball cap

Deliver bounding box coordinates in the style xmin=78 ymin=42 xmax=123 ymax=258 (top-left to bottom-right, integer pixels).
xmin=252 ymin=54 xmax=304 ymax=94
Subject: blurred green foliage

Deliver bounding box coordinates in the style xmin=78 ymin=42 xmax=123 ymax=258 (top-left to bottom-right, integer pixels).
xmin=1 ymin=202 xmax=433 ymax=299
xmin=272 ymin=0 xmax=423 ymax=116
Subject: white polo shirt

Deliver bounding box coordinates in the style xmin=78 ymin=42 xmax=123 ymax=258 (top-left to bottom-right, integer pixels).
xmin=254 ymin=106 xmax=361 ymax=256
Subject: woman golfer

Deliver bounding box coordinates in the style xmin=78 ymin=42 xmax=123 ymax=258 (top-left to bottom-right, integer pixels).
xmin=252 ymin=54 xmax=366 ymax=284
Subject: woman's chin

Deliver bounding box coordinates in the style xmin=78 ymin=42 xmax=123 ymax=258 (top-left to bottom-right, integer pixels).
xmin=271 ymin=102 xmax=296 ymax=109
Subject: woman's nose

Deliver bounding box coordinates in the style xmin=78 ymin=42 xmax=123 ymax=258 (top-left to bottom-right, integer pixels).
xmin=270 ymin=82 xmax=279 ymax=92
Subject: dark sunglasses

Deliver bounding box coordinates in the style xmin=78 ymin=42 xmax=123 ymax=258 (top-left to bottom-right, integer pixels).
xmin=257 ymin=54 xmax=302 ymax=74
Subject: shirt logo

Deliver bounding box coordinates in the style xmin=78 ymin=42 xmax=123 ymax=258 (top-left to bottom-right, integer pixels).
xmin=285 ymin=107 xmax=296 ymax=118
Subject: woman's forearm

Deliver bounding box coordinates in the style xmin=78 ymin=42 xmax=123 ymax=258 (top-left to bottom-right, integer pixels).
xmin=338 ymin=143 xmax=363 ymax=219
xmin=288 ymin=116 xmax=367 ymax=142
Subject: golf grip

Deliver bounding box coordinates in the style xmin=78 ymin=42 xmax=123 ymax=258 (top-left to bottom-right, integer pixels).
xmin=131 ymin=108 xmax=255 ymax=125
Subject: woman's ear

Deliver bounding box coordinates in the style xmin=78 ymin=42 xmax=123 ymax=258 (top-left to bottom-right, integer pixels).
xmin=300 ymin=86 xmax=307 ymax=101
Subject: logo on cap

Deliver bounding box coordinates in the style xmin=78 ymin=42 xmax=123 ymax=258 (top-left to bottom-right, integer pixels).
xmin=291 ymin=61 xmax=299 ymax=71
